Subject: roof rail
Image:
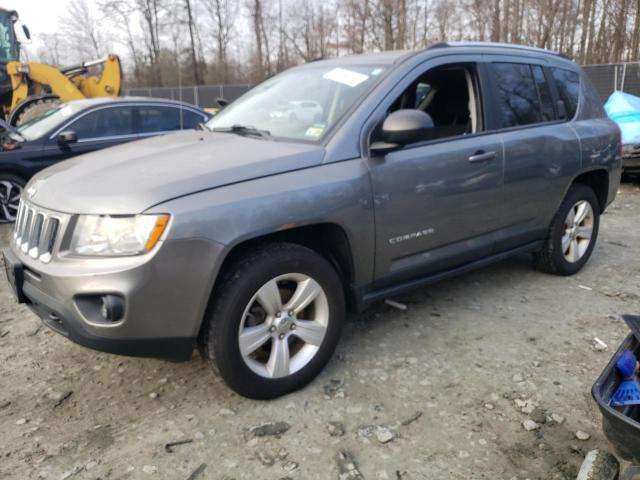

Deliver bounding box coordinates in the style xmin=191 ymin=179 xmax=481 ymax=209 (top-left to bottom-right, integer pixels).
xmin=426 ymin=41 xmax=572 ymax=60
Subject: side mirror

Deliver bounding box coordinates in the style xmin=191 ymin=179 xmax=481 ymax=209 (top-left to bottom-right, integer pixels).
xmin=371 ymin=109 xmax=434 ymax=153
xmin=57 ymin=131 xmax=78 ymax=144
xmin=216 ymin=97 xmax=229 ymax=109
xmin=556 ymin=100 xmax=567 ymax=120
xmin=14 ymin=21 xmax=31 ymax=44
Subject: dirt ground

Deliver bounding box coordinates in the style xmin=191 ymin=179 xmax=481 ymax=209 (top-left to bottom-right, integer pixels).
xmin=1 ymin=183 xmax=640 ymax=480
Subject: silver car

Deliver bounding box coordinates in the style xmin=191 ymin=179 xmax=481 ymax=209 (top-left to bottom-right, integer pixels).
xmin=3 ymin=42 xmax=622 ymax=399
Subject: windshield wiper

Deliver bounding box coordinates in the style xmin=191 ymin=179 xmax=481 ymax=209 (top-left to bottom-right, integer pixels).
xmin=212 ymin=124 xmax=272 ymax=139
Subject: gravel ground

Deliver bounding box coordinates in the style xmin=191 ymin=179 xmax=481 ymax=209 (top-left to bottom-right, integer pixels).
xmin=1 ymin=183 xmax=640 ymax=480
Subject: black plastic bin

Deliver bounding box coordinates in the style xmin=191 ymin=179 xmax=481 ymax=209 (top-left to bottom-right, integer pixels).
xmin=592 ymin=333 xmax=640 ymax=463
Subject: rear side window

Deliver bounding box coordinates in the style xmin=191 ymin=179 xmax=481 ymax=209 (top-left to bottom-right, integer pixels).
xmin=491 ymin=63 xmax=541 ymax=128
xmin=551 ymin=67 xmax=580 ymax=119
xmin=138 ymin=106 xmax=205 ymax=133
xmin=532 ymin=66 xmax=555 ymax=122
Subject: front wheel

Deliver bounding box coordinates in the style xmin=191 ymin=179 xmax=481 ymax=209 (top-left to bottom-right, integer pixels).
xmin=0 ymin=174 xmax=25 ymax=223
xmin=534 ymin=184 xmax=600 ymax=275
xmin=199 ymin=243 xmax=345 ymax=399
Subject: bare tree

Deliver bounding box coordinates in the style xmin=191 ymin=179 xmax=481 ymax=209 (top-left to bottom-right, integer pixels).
xmin=46 ymin=0 xmax=640 ymax=88
xmin=204 ymin=0 xmax=236 ymax=83
xmin=185 ymin=0 xmax=204 ymax=84
xmin=59 ymin=0 xmax=106 ymax=60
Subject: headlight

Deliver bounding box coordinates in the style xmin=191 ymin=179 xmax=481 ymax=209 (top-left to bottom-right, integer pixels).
xmin=69 ymin=214 xmax=170 ymax=256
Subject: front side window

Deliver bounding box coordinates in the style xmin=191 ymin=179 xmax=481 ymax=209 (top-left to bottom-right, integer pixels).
xmin=387 ymin=63 xmax=481 ymax=141
xmin=138 ymin=106 xmax=204 ymax=133
xmin=551 ymin=67 xmax=580 ymax=119
xmin=206 ymin=64 xmax=387 ymax=142
xmin=69 ymin=107 xmax=135 ymax=140
xmin=491 ymin=63 xmax=542 ymax=128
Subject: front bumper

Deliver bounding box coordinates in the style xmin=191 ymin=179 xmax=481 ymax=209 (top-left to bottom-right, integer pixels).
xmin=4 ymin=232 xmax=223 ymax=362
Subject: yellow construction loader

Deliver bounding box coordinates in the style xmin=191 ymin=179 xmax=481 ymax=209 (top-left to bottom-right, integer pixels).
xmin=0 ymin=8 xmax=122 ymax=126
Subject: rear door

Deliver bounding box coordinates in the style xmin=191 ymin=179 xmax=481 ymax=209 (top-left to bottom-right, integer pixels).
xmin=484 ymin=57 xmax=581 ymax=251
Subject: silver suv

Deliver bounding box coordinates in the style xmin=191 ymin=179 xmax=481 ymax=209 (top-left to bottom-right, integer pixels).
xmin=3 ymin=42 xmax=622 ymax=399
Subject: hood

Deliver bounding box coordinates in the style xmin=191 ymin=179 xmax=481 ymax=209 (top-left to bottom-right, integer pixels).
xmin=27 ymin=130 xmax=325 ymax=214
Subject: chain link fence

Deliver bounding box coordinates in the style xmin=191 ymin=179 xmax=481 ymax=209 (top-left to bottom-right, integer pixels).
xmin=122 ymin=84 xmax=253 ymax=108
xmin=583 ymin=63 xmax=640 ymax=103
xmin=124 ymin=64 xmax=640 ymax=109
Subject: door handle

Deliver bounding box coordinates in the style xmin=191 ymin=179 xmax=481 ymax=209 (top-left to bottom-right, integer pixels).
xmin=468 ymin=151 xmax=496 ymax=163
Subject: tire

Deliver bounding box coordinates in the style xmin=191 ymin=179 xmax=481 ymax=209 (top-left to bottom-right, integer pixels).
xmin=0 ymin=173 xmax=26 ymax=223
xmin=534 ymin=184 xmax=600 ymax=276
xmin=199 ymin=242 xmax=345 ymax=399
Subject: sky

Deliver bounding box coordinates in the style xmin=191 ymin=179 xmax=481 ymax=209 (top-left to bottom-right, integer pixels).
xmin=4 ymin=0 xmax=73 ymax=49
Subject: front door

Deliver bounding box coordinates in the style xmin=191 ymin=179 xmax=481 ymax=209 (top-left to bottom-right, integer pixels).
xmin=368 ymin=60 xmax=505 ymax=287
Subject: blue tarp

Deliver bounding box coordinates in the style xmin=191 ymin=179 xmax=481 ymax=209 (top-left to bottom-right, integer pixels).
xmin=605 ymin=91 xmax=640 ymax=145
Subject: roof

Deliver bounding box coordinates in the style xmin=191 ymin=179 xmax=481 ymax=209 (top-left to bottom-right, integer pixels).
xmin=427 ymin=41 xmax=568 ymax=58
xmin=65 ymin=96 xmax=203 ymax=110
xmin=306 ymin=41 xmax=573 ymax=69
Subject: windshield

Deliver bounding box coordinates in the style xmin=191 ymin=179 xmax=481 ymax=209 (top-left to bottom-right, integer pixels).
xmin=206 ymin=64 xmax=387 ymax=142
xmin=16 ymin=103 xmax=83 ymax=141
xmin=0 ymin=10 xmax=18 ymax=64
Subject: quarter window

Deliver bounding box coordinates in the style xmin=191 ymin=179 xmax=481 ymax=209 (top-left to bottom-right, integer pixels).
xmin=69 ymin=107 xmax=135 ymax=140
xmin=491 ymin=63 xmax=541 ymax=128
xmin=551 ymin=67 xmax=580 ymax=119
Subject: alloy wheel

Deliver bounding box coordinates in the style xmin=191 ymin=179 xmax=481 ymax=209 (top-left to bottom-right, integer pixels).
xmin=0 ymin=180 xmax=22 ymax=223
xmin=562 ymin=200 xmax=594 ymax=263
xmin=238 ymin=273 xmax=329 ymax=379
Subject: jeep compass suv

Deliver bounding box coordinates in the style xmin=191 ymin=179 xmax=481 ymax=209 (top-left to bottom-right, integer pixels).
xmin=3 ymin=42 xmax=622 ymax=399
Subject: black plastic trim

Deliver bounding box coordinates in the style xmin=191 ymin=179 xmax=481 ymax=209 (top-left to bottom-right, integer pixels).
xmin=358 ymin=240 xmax=543 ymax=309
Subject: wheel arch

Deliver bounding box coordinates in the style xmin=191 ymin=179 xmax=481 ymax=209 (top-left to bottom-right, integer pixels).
xmin=197 ymin=222 xmax=357 ymax=339
xmin=571 ymin=168 xmax=609 ymax=213
xmin=0 ymin=168 xmax=29 ymax=183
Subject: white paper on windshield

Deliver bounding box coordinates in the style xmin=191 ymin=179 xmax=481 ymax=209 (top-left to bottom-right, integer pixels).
xmin=323 ymin=68 xmax=369 ymax=87
xmin=60 ymin=106 xmax=73 ymax=117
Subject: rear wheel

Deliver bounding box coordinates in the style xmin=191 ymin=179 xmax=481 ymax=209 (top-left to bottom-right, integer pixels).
xmin=534 ymin=184 xmax=600 ymax=275
xmin=199 ymin=243 xmax=345 ymax=399
xmin=0 ymin=174 xmax=25 ymax=223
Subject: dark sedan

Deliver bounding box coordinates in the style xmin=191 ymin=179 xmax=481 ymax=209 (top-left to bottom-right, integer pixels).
xmin=0 ymin=97 xmax=211 ymax=221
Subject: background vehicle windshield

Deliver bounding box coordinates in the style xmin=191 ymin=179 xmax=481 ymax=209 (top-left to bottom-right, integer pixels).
xmin=206 ymin=64 xmax=387 ymax=142
xmin=17 ymin=103 xmax=84 ymax=141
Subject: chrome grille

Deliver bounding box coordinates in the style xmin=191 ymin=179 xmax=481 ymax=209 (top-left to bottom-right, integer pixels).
xmin=13 ymin=200 xmax=61 ymax=263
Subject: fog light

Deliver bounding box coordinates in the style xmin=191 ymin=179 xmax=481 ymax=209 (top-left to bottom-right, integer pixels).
xmin=100 ymin=295 xmax=124 ymax=322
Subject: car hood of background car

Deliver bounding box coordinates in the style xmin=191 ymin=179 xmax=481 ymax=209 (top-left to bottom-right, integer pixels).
xmin=27 ymin=130 xmax=325 ymax=214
